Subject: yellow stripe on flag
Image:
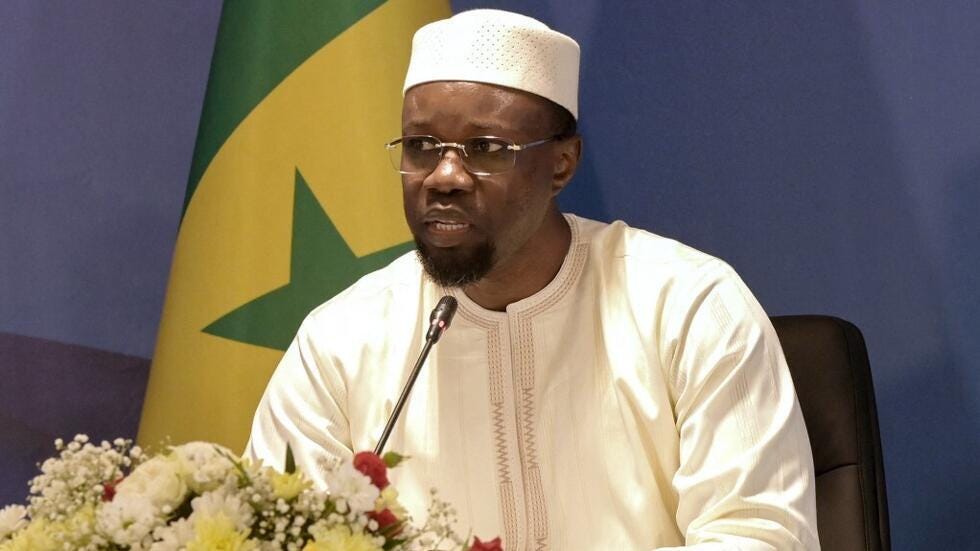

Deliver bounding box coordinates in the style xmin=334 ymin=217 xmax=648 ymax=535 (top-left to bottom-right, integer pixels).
xmin=139 ymin=0 xmax=451 ymax=452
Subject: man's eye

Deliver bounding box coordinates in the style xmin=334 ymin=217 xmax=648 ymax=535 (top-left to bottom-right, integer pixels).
xmin=469 ymin=139 xmax=506 ymax=154
xmin=405 ymin=138 xmax=437 ymax=151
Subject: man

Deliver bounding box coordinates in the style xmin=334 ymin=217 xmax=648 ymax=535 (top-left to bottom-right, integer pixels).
xmin=248 ymin=10 xmax=819 ymax=550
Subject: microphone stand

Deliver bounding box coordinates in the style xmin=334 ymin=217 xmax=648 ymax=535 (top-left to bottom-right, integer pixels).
xmin=373 ymin=338 xmax=435 ymax=456
xmin=373 ymin=296 xmax=457 ymax=456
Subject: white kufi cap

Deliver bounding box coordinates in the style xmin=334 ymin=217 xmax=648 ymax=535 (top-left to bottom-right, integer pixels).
xmin=404 ymin=10 xmax=580 ymax=119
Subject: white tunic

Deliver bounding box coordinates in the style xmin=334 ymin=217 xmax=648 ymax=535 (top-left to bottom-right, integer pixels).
xmin=246 ymin=214 xmax=820 ymax=550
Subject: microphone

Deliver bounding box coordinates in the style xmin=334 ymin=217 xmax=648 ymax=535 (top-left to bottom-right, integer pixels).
xmin=426 ymin=295 xmax=458 ymax=343
xmin=374 ymin=296 xmax=458 ymax=455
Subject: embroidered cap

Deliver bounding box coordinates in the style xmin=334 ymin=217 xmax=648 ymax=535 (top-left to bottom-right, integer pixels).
xmin=403 ymin=9 xmax=581 ymax=119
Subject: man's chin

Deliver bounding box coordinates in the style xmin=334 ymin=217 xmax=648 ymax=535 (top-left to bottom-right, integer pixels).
xmin=414 ymin=238 xmax=495 ymax=288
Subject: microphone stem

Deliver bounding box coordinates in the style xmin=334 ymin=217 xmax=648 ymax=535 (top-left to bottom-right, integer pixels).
xmin=374 ymin=338 xmax=435 ymax=456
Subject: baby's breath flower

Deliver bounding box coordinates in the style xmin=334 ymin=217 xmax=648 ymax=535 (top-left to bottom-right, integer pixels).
xmin=150 ymin=516 xmax=194 ymax=551
xmin=0 ymin=504 xmax=28 ymax=539
xmin=27 ymin=435 xmax=140 ymax=523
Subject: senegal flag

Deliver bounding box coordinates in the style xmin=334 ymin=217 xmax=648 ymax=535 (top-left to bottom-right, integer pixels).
xmin=139 ymin=0 xmax=450 ymax=452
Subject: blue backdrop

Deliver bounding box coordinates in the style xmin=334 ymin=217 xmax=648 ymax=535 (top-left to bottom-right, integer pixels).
xmin=1 ymin=2 xmax=978 ymax=548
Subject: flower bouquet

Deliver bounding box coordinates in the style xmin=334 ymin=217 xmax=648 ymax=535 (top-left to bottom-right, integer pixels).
xmin=0 ymin=435 xmax=501 ymax=551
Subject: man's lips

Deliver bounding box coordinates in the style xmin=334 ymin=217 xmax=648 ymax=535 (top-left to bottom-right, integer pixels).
xmin=422 ymin=207 xmax=472 ymax=224
xmin=420 ymin=209 xmax=475 ymax=245
xmin=429 ymin=220 xmax=470 ymax=232
xmin=423 ymin=209 xmax=474 ymax=230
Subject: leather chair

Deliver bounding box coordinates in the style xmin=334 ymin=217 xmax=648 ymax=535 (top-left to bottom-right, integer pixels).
xmin=771 ymin=316 xmax=890 ymax=550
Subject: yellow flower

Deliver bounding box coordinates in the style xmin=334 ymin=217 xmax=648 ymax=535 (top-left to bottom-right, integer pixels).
xmin=305 ymin=525 xmax=383 ymax=551
xmin=268 ymin=469 xmax=312 ymax=501
xmin=0 ymin=519 xmax=57 ymax=551
xmin=60 ymin=504 xmax=97 ymax=547
xmin=375 ymin=486 xmax=407 ymax=520
xmin=186 ymin=515 xmax=258 ymax=551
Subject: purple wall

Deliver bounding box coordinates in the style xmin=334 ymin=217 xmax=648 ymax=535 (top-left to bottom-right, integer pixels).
xmin=0 ymin=0 xmax=221 ymax=510
xmin=1 ymin=1 xmax=978 ymax=547
xmin=0 ymin=1 xmax=222 ymax=358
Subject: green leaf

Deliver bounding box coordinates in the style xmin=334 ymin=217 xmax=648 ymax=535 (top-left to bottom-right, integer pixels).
xmin=382 ymin=536 xmax=408 ymax=550
xmin=285 ymin=444 xmax=296 ymax=474
xmin=382 ymin=451 xmax=409 ymax=469
xmin=170 ymin=495 xmax=195 ymax=521
xmin=215 ymin=445 xmax=252 ymax=486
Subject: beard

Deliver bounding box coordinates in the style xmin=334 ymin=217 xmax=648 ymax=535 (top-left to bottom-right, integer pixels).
xmin=415 ymin=236 xmax=495 ymax=288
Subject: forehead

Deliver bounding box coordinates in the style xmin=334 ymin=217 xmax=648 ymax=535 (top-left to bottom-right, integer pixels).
xmin=402 ymin=81 xmax=551 ymax=136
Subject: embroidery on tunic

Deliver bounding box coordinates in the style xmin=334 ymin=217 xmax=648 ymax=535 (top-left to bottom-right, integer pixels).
xmin=510 ymin=225 xmax=589 ymax=550
xmin=456 ymin=216 xmax=589 ymax=550
xmin=455 ymin=308 xmax=518 ymax=548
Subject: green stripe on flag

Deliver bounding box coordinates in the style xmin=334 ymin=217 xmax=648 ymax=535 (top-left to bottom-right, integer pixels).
xmin=183 ymin=0 xmax=386 ymax=218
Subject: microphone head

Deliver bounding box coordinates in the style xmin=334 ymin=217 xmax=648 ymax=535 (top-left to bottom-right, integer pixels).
xmin=426 ymin=296 xmax=458 ymax=343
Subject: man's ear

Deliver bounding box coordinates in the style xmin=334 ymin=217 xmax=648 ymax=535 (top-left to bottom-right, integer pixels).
xmin=551 ymin=135 xmax=582 ymax=196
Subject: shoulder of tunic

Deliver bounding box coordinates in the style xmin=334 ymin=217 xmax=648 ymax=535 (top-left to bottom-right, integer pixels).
xmin=568 ymin=213 xmax=737 ymax=290
xmin=302 ymin=249 xmax=423 ymax=334
xmin=566 ymin=213 xmax=759 ymax=347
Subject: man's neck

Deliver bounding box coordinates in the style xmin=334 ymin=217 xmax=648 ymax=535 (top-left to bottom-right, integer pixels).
xmin=462 ymin=211 xmax=572 ymax=312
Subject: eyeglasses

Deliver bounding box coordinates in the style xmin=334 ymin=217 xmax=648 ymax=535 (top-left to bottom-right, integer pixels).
xmin=385 ymin=135 xmax=559 ymax=176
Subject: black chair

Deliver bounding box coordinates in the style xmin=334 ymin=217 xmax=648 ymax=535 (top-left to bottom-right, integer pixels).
xmin=771 ymin=316 xmax=890 ymax=551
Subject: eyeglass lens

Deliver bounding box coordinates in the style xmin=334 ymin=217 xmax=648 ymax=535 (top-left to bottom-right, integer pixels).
xmin=387 ymin=136 xmax=516 ymax=175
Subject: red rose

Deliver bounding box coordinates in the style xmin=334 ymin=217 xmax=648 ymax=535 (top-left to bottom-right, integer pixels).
xmin=101 ymin=476 xmax=125 ymax=502
xmin=369 ymin=508 xmax=399 ymax=532
xmin=353 ymin=451 xmax=389 ymax=489
xmin=469 ymin=536 xmax=503 ymax=551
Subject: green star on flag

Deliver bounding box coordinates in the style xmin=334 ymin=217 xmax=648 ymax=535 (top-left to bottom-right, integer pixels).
xmin=203 ymin=170 xmax=412 ymax=351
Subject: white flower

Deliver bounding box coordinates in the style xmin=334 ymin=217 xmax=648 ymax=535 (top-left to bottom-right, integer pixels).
xmin=116 ymin=455 xmax=189 ymax=511
xmin=189 ymin=488 xmax=254 ymax=530
xmin=149 ymin=517 xmax=195 ymax=551
xmin=28 ymin=436 xmax=136 ymax=521
xmin=172 ymin=442 xmax=235 ymax=494
xmin=96 ymin=493 xmax=161 ymax=545
xmin=0 ymin=504 xmax=28 ymax=539
xmin=323 ymin=462 xmax=380 ymax=515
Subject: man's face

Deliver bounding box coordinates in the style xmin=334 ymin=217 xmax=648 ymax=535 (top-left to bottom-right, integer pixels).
xmin=401 ymin=81 xmax=565 ymax=288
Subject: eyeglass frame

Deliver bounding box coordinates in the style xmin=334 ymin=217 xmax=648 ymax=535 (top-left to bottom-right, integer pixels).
xmin=384 ymin=134 xmax=562 ymax=176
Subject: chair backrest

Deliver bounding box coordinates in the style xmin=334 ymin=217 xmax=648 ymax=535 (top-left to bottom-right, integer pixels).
xmin=770 ymin=316 xmax=890 ymax=551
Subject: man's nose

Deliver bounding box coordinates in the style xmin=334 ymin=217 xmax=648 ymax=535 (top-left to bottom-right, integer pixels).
xmin=422 ymin=148 xmax=475 ymax=194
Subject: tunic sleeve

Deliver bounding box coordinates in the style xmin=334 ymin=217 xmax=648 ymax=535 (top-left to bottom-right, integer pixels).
xmin=657 ymin=262 xmax=820 ymax=550
xmin=244 ymin=316 xmax=353 ymax=486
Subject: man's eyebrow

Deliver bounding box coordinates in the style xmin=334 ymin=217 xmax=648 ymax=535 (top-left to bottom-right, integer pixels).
xmin=402 ymin=119 xmax=509 ymax=133
xmin=467 ymin=121 xmax=501 ymax=132
xmin=402 ymin=118 xmax=431 ymax=129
